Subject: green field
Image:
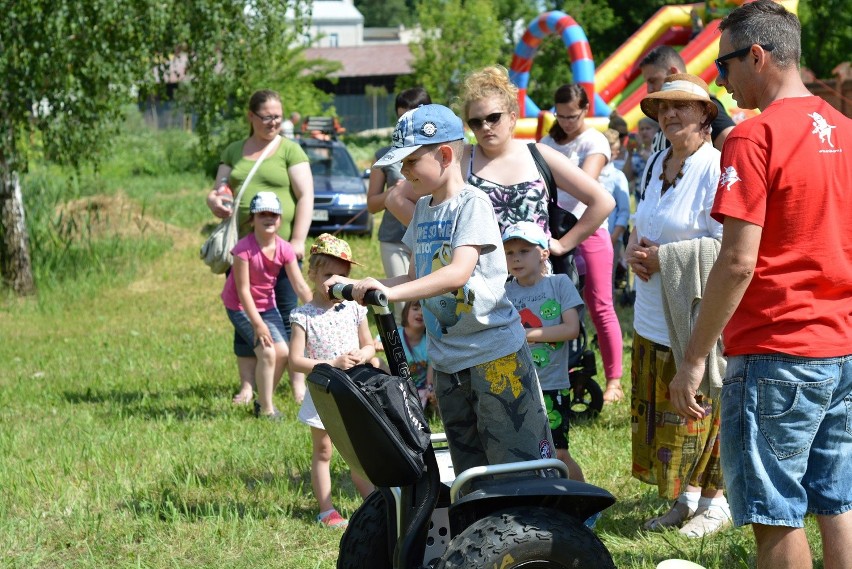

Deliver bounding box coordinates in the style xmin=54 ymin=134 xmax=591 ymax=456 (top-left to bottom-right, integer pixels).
xmin=0 ymin=127 xmax=827 ymax=568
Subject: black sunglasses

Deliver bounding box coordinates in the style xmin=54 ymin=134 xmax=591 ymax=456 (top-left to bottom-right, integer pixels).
xmin=715 ymin=44 xmax=774 ymax=80
xmin=467 ymin=112 xmax=504 ymax=130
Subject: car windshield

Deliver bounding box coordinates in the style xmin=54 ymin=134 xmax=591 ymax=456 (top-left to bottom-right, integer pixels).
xmin=303 ymin=144 xmax=359 ymax=178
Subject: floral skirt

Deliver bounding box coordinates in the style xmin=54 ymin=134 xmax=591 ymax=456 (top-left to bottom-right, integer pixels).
xmin=631 ymin=333 xmax=723 ymax=500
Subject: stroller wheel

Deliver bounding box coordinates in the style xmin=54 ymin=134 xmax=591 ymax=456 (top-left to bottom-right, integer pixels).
xmin=568 ymin=376 xmax=604 ymax=422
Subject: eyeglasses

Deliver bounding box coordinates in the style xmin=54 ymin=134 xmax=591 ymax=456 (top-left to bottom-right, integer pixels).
xmin=252 ymin=111 xmax=283 ymax=124
xmin=715 ymin=43 xmax=774 ymax=80
xmin=467 ymin=112 xmax=504 ymax=130
xmin=555 ymin=111 xmax=584 ymax=122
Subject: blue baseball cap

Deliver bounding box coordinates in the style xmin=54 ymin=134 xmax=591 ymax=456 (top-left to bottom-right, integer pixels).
xmin=502 ymin=221 xmax=549 ymax=249
xmin=373 ymin=104 xmax=465 ymax=167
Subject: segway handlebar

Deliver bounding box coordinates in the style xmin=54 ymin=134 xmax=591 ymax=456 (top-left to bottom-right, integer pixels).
xmin=329 ymin=283 xmax=388 ymax=308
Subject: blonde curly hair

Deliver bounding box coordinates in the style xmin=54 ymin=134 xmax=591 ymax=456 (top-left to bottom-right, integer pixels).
xmin=459 ymin=66 xmax=519 ymax=122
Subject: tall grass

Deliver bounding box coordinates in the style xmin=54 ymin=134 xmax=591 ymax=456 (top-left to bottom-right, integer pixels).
xmin=0 ymin=117 xmax=829 ymax=568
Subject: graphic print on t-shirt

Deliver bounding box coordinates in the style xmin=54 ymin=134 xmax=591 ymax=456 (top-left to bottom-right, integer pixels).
xmin=414 ymin=221 xmax=475 ymax=338
xmin=809 ymin=112 xmax=837 ymax=148
xmin=719 ymin=165 xmax=741 ymax=192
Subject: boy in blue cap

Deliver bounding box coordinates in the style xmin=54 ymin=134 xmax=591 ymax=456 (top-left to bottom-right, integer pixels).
xmin=327 ymin=104 xmax=555 ymax=474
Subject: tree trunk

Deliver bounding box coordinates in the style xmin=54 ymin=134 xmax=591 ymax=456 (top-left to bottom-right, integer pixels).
xmin=0 ymin=170 xmax=36 ymax=296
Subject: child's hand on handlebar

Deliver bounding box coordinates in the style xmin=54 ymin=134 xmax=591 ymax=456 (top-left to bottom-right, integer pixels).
xmin=323 ymin=275 xmax=356 ymax=301
xmin=351 ymin=278 xmax=390 ymax=305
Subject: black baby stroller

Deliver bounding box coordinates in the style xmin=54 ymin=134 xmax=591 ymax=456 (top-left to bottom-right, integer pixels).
xmin=306 ymin=284 xmax=615 ymax=569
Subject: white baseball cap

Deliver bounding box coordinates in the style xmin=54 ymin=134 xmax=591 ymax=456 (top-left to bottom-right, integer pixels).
xmin=249 ymin=192 xmax=282 ymax=215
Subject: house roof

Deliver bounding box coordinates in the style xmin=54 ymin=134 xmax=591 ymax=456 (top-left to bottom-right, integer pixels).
xmin=304 ymin=44 xmax=412 ymax=78
xmin=311 ymin=0 xmax=363 ymax=24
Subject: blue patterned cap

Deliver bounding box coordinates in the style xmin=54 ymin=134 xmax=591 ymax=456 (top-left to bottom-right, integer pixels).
xmin=373 ymin=104 xmax=465 ymax=167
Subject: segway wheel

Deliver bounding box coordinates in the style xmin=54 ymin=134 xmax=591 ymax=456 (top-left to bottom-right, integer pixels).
xmin=436 ymin=507 xmax=615 ymax=569
xmin=568 ymin=377 xmax=604 ymax=422
xmin=337 ymin=491 xmax=392 ymax=569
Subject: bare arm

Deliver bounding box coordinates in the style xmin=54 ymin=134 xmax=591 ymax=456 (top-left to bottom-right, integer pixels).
xmin=367 ymin=167 xmax=389 ymax=214
xmin=580 ymin=153 xmax=607 ymax=181
xmin=538 ymin=144 xmax=615 ymax=254
xmin=669 ymin=217 xmax=762 ymax=419
xmin=713 ymin=126 xmax=734 ymax=151
xmin=525 ymin=308 xmax=580 ymax=343
xmin=288 ymin=161 xmax=314 ymax=260
xmin=326 ymin=245 xmax=480 ymax=306
xmin=283 ymin=260 xmax=313 ymax=304
xmin=207 ymin=164 xmax=234 ymax=219
xmin=354 ymin=318 xmax=377 ymax=365
xmin=384 ymin=180 xmax=419 ymax=226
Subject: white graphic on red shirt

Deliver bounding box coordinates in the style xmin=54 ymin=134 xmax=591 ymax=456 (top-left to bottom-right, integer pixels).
xmin=809 ymin=112 xmax=836 ymax=148
xmin=719 ymin=165 xmax=741 ymax=191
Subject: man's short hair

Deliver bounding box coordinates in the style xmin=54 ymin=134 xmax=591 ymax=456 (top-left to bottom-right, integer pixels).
xmin=720 ymin=0 xmax=801 ymax=69
xmin=639 ymin=45 xmax=687 ymax=73
xmin=395 ymin=87 xmax=432 ymax=112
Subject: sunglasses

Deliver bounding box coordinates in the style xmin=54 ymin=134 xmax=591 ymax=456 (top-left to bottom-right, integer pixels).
xmin=467 ymin=112 xmax=504 ymax=130
xmin=252 ymin=111 xmax=282 ymax=124
xmin=715 ymin=43 xmax=774 ymax=80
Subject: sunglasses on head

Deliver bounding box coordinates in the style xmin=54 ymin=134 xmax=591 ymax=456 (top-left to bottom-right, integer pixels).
xmin=467 ymin=112 xmax=504 ymax=130
xmin=715 ymin=43 xmax=774 ymax=80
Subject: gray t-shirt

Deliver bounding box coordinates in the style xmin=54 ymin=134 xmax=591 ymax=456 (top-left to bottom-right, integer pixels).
xmin=374 ymin=146 xmax=408 ymax=243
xmin=402 ymin=185 xmax=526 ymax=374
xmin=505 ymin=275 xmax=584 ymax=390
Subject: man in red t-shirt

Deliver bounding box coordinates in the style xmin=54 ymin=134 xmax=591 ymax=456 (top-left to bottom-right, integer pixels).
xmin=668 ymin=1 xmax=852 ymax=567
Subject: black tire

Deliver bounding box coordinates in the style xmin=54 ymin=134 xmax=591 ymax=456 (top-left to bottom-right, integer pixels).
xmin=569 ymin=375 xmax=604 ymax=422
xmin=337 ymin=491 xmax=392 ymax=569
xmin=437 ymin=507 xmax=614 ymax=569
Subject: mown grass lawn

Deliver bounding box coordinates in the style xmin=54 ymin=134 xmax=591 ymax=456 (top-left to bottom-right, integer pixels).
xmin=0 ymin=128 xmax=828 ymax=568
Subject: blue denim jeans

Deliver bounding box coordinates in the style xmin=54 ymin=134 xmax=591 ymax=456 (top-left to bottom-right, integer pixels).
xmin=232 ymin=265 xmax=299 ymax=357
xmin=721 ymin=354 xmax=852 ymax=527
xmin=227 ymin=308 xmax=287 ymax=350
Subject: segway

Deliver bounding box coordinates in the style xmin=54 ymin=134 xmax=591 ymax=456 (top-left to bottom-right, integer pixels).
xmin=306 ymin=284 xmax=616 ymax=569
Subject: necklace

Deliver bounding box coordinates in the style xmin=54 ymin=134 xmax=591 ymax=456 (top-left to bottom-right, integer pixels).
xmin=659 ymin=146 xmax=700 ymax=194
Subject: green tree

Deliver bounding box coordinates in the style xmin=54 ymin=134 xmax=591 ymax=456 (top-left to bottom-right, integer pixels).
xmin=354 ymin=0 xmax=414 ymax=27
xmin=402 ymin=0 xmax=506 ymax=106
xmin=799 ymin=0 xmax=851 ymax=78
xmin=0 ymin=0 xmax=317 ymax=295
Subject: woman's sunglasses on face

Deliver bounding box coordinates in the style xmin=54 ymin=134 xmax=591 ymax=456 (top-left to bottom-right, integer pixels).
xmin=467 ymin=112 xmax=504 ymax=131
xmin=715 ymin=43 xmax=774 ymax=80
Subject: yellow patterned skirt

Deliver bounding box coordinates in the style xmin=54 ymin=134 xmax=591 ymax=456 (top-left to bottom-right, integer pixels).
xmin=631 ymin=333 xmax=723 ymax=500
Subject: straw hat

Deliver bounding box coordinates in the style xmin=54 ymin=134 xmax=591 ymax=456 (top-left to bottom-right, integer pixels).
xmin=640 ymin=73 xmax=718 ymax=122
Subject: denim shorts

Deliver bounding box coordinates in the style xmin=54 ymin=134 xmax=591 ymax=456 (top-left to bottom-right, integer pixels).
xmin=226 ymin=308 xmax=287 ymax=350
xmin=232 ymin=266 xmax=298 ymax=357
xmin=721 ymin=354 xmax=852 ymax=527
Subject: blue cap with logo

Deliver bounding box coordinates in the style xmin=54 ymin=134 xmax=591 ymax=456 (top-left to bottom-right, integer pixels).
xmin=373 ymin=104 xmax=465 ymax=167
xmin=502 ymin=221 xmax=549 ymax=249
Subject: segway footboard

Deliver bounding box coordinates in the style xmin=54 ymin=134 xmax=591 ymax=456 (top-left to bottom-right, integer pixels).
xmin=307 ymin=363 xmax=431 ymax=487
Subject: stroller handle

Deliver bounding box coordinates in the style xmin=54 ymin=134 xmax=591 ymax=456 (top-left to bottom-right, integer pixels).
xmin=329 ymin=283 xmax=388 ymax=308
